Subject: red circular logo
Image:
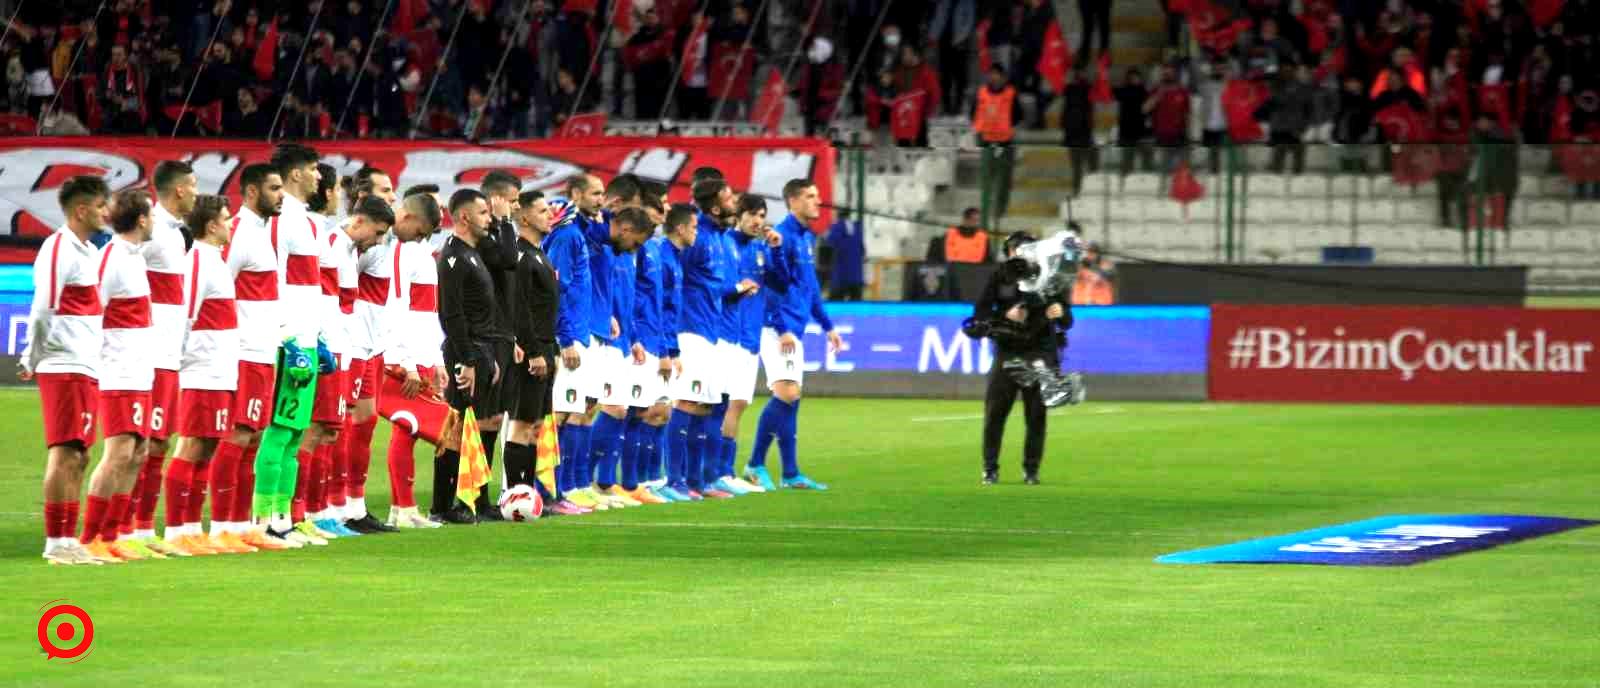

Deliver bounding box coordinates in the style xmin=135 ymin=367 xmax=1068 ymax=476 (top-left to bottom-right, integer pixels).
xmin=37 ymin=600 xmax=93 ymax=662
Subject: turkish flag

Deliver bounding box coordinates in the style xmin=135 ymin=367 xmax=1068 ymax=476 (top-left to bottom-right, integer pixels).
xmin=708 ymin=42 xmax=756 ymax=102
xmin=1530 ymin=0 xmax=1566 ymax=27
xmin=1196 ymin=18 xmax=1253 ymax=54
xmin=1170 ymin=160 xmax=1205 ymax=218
xmin=1373 ymin=102 xmax=1432 ymax=143
xmin=976 ymin=19 xmax=992 ymax=74
xmin=1038 ymin=20 xmax=1072 ymax=94
xmin=1557 ymin=144 xmax=1600 ymax=182
xmin=163 ymin=101 xmax=223 ymax=133
xmin=1392 ymin=144 xmax=1441 ymax=186
xmin=752 ymin=70 xmax=786 ymax=133
xmin=1090 ymin=52 xmax=1113 ymax=104
xmin=890 ymin=90 xmax=926 ymax=142
xmin=1222 ymin=79 xmax=1267 ymax=142
xmin=253 ymin=19 xmax=278 ymax=83
xmin=680 ymin=16 xmax=709 ymax=87
xmin=613 ymin=0 xmax=636 ymax=37
xmin=558 ymin=112 xmax=608 ymax=138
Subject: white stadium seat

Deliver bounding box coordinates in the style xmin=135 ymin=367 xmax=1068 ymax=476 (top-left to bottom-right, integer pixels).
xmin=1551 ymin=228 xmax=1596 ymax=252
xmin=1292 ymin=225 xmax=1343 ymax=250
xmin=1079 ymin=173 xmax=1112 ymax=197
xmin=1367 ymin=175 xmax=1402 ymax=198
xmin=1143 ymin=199 xmax=1186 ymax=223
xmin=1287 ymin=174 xmax=1327 ymax=197
xmin=1152 ymin=223 xmax=1210 ymax=249
xmin=1248 ymin=174 xmax=1289 ymax=197
xmin=1107 ymin=198 xmax=1145 ymax=222
xmin=1359 ymin=199 xmax=1397 ymax=224
xmin=1570 ymin=202 xmax=1600 ymax=224
xmin=1328 ymin=175 xmax=1360 ymax=197
xmin=1249 ymin=226 xmax=1296 ymax=257
xmin=1393 ymin=200 xmax=1435 ymax=224
xmin=1538 ymin=175 xmax=1573 ymax=197
xmin=1122 ymin=173 xmax=1161 ymax=195
xmin=1419 ymin=226 xmax=1468 ymax=251
xmin=1371 ymin=224 xmax=1426 ymax=252
xmin=1510 ymin=229 xmax=1552 ymax=251
xmin=1521 ymin=200 xmax=1569 ymax=226
xmin=1115 ymin=223 xmax=1163 ymax=250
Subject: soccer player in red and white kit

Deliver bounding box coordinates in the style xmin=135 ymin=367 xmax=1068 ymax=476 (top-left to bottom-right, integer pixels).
xmin=119 ymin=161 xmax=197 ymax=556
xmin=381 ymin=188 xmax=448 ymax=528
xmin=216 ymin=163 xmax=287 ymax=549
xmin=297 ymin=164 xmax=352 ymax=538
xmin=24 ymin=176 xmax=110 ymax=565
xmin=164 ymin=195 xmax=262 ymax=555
xmin=77 ymin=190 xmax=162 ymax=563
xmin=340 ymin=167 xmax=401 ymax=534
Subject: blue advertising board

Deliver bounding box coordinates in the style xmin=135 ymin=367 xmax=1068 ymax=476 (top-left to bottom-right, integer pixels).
xmin=1157 ymin=514 xmax=1597 ymax=566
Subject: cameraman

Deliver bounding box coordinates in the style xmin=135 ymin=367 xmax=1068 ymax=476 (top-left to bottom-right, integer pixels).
xmin=973 ymin=232 xmax=1072 ymax=486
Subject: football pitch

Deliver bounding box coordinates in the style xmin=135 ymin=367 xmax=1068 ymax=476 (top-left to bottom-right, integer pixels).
xmin=3 ymin=387 xmax=1597 ymax=687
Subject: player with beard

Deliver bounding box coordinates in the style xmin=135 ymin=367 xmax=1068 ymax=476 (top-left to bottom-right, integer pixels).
xmin=590 ymin=175 xmax=656 ymax=506
xmin=543 ymin=186 xmax=596 ymax=509
xmin=503 ymin=190 xmax=571 ymax=512
xmin=714 ymin=194 xmax=789 ymax=496
xmin=619 ymin=190 xmax=676 ymax=499
xmin=379 ymin=189 xmax=448 ymax=529
xmin=698 ymin=176 xmax=756 ymax=499
xmin=471 ymin=170 xmax=525 ymax=519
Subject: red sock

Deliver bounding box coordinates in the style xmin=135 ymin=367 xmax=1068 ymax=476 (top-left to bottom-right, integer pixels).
xmin=291 ymin=449 xmax=314 ymax=523
xmin=329 ymin=420 xmax=350 ymax=507
xmin=126 ymin=462 xmax=150 ymax=534
xmin=387 ymin=429 xmax=418 ymax=508
xmin=186 ymin=460 xmax=211 ymax=526
xmin=163 ymin=460 xmax=194 ymax=529
xmin=66 ymin=500 xmax=80 ymax=539
xmin=135 ymin=452 xmax=165 ymax=530
xmin=346 ymin=416 xmax=378 ymax=499
xmin=208 ymin=441 xmax=244 ymax=523
xmin=80 ymin=495 xmax=109 ymax=543
xmin=308 ymin=444 xmax=332 ymax=514
xmin=102 ymin=493 xmax=132 ymax=542
xmin=44 ymin=501 xmax=67 ymax=539
xmin=233 ymin=439 xmax=257 ymax=524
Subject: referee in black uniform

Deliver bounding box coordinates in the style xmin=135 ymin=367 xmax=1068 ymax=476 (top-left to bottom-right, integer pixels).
xmin=503 ymin=189 xmax=560 ymax=507
xmin=433 ymin=188 xmax=512 ymax=524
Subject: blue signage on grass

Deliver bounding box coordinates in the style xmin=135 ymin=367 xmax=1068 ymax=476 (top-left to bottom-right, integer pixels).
xmin=1157 ymin=514 xmax=1596 ymax=566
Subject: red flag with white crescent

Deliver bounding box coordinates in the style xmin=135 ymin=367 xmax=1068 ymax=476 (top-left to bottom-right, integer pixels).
xmin=890 ymin=90 xmax=926 ymax=141
xmin=1038 ymin=20 xmax=1072 ymax=94
xmin=558 ymin=112 xmax=608 ymax=138
xmin=753 ymin=71 xmax=786 ymax=133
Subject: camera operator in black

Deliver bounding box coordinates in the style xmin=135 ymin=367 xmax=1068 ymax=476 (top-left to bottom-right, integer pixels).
xmin=973 ymin=232 xmax=1072 ymax=486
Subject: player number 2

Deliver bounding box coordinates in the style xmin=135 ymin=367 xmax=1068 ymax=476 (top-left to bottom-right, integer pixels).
xmin=81 ymin=412 xmax=93 ymax=435
xmin=246 ymin=398 xmax=264 ymax=422
xmin=131 ymin=402 xmax=144 ymax=427
xmin=276 ymin=396 xmax=299 ymax=419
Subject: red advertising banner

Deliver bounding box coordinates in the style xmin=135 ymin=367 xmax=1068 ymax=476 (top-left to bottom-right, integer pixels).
xmin=0 ymin=136 xmax=835 ymax=244
xmin=1210 ymin=305 xmax=1600 ymax=405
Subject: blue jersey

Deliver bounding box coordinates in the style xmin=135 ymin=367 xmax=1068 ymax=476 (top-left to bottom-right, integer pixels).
xmin=632 ymin=238 xmax=670 ymax=358
xmin=730 ymin=232 xmax=790 ymax=353
xmin=677 ymin=211 xmax=729 ymax=342
xmin=578 ymin=212 xmax=613 ymax=343
xmin=609 ymin=247 xmax=637 ymax=352
xmin=713 ymin=225 xmax=744 ymax=343
xmin=542 ymin=223 xmax=592 ymax=348
xmin=656 ymin=237 xmax=684 ymax=357
xmin=766 ymin=214 xmax=834 ymax=336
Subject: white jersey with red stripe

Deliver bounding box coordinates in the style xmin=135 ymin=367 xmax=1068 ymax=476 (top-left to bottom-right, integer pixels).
xmin=384 ymin=237 xmax=444 ymax=371
xmin=317 ymin=216 xmax=357 ymax=356
xmin=181 ymin=242 xmax=239 ymax=390
xmin=275 ymin=193 xmax=324 ymax=346
xmin=145 ymin=201 xmax=189 ymax=371
xmin=225 ymin=205 xmax=280 ymax=365
xmin=21 ymin=226 xmax=103 ymax=377
xmin=96 ymin=235 xmax=155 ymax=392
xmin=350 ymin=237 xmax=391 ymax=359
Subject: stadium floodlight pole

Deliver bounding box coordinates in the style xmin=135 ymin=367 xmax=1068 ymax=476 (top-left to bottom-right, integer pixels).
xmin=331 ymin=0 xmax=398 ymax=140
xmin=471 ymin=0 xmax=536 ymax=141
xmin=266 ymin=2 xmax=329 ymax=142
xmin=0 ymin=0 xmax=29 ymax=54
xmin=748 ymin=0 xmax=823 ymax=132
xmin=567 ymin=1 xmax=620 ymax=126
xmin=170 ymin=6 xmax=233 ymax=138
xmin=653 ymin=0 xmax=716 ymax=123
xmin=34 ymin=0 xmax=109 ymax=136
xmin=822 ymin=0 xmax=896 ymax=135
xmin=707 ymin=0 xmax=772 ymax=126
xmin=408 ymin=0 xmax=472 ymax=140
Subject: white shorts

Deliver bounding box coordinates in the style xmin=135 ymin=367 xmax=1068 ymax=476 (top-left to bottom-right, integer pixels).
xmin=628 ymin=353 xmax=668 ymax=408
xmin=592 ymin=343 xmax=628 ymax=405
xmin=552 ymin=338 xmax=591 ymax=414
xmin=760 ymin=327 xmax=805 ymax=389
xmin=669 ymin=333 xmax=721 ymax=404
xmin=725 ymin=347 xmax=760 ymax=403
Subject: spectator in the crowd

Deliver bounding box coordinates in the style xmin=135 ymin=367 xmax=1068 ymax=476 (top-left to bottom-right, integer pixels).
xmin=623 ymin=3 xmax=676 ymax=121
xmin=103 ymin=43 xmax=145 ymax=134
xmin=927 ymin=0 xmax=977 ymax=116
xmin=928 ymin=207 xmax=994 ymax=264
xmin=826 ymin=209 xmax=867 ymax=301
xmin=894 ymin=45 xmax=941 ymax=147
xmin=973 ymin=64 xmax=1019 ymax=222
xmin=1253 ymin=18 xmax=1300 ymax=74
xmin=1013 ymin=0 xmax=1053 ymax=123
xmin=225 ymin=86 xmax=270 ymax=138
xmin=1070 ymin=242 xmax=1115 ymax=306
xmin=1472 ymin=112 xmax=1521 ymax=226
xmin=1060 ymin=65 xmax=1097 ymax=196
xmin=1078 ymin=0 xmax=1112 ymax=62
xmin=463 ymin=82 xmax=499 ymax=140
xmin=865 ymin=68 xmax=896 ymax=137
xmin=1434 ymin=106 xmax=1473 ymax=226
xmin=1196 ymin=59 xmax=1229 ymax=173
xmin=1146 ymin=64 xmax=1191 ymax=174
xmin=1114 ymin=67 xmax=1152 ymax=175
xmin=1265 ymin=65 xmax=1315 ymax=174
xmin=676 ymin=13 xmax=712 ymax=119
xmin=1333 ymin=75 xmax=1373 ymax=172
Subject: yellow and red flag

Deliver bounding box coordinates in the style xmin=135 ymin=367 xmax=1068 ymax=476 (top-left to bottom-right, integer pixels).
xmin=456 ymin=408 xmax=491 ymax=512
xmin=535 ymin=414 xmax=561 ymax=497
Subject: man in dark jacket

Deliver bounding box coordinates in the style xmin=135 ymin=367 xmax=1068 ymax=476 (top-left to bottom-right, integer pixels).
xmin=1061 ymin=65 xmax=1098 ymax=195
xmin=1267 ymin=65 xmax=1317 ymax=174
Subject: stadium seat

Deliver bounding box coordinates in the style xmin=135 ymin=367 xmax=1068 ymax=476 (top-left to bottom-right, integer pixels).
xmin=1144 ymin=198 xmax=1186 ymax=223
xmin=1367 ymin=175 xmax=1402 ymax=198
xmin=1115 ymin=223 xmax=1162 ymax=250
xmin=1510 ymin=228 xmax=1552 ymax=250
xmin=1393 ymin=200 xmax=1435 ymax=224
xmin=1521 ymin=200 xmax=1569 ymax=226
xmin=1248 ymin=173 xmax=1289 ymax=197
xmin=1152 ymin=223 xmax=1210 ymax=249
xmin=1327 ymin=198 xmax=1357 ymax=224
xmin=1359 ymin=199 xmax=1397 ymax=224
xmin=1370 ymin=224 xmax=1425 ymax=252
xmin=1107 ymin=198 xmax=1146 ymax=222
xmin=1419 ymin=226 xmax=1468 ymax=251
xmin=1292 ymin=225 xmax=1343 ymax=250
xmin=1550 ymin=228 xmax=1596 ymax=252
xmin=1122 ymin=173 xmax=1161 ymax=195
xmin=1079 ymin=173 xmax=1111 ymax=197
xmin=1249 ymin=226 xmax=1296 ymax=258
xmin=1328 ymin=175 xmax=1361 ymax=197
xmin=1538 ymin=175 xmax=1573 ymax=197
xmin=1570 ymin=202 xmax=1600 ymax=224
xmin=1287 ymin=174 xmax=1327 ymax=197
xmin=1376 ymin=249 xmax=1426 ymax=264
xmin=1518 ymin=175 xmax=1544 ymax=198
xmin=1183 ymin=198 xmax=1217 ymax=223
xmin=1247 ymin=198 xmax=1299 ymax=223
xmin=911 ymin=156 xmax=954 ymax=186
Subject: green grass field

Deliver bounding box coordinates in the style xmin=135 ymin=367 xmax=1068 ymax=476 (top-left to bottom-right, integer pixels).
xmin=2 ymin=387 xmax=1597 ymax=687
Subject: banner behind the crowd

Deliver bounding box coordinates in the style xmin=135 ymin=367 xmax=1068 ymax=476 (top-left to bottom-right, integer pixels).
xmin=0 ymin=136 xmax=836 ymax=246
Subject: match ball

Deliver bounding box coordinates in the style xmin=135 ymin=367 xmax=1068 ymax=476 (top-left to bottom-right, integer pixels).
xmin=498 ymin=485 xmax=543 ymax=522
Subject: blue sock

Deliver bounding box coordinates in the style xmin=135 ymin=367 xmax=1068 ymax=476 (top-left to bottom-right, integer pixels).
xmin=704 ymin=400 xmax=729 ymax=483
xmin=591 ymin=414 xmax=621 ymax=489
xmin=773 ymin=398 xmax=801 ymax=479
xmin=644 ymin=422 xmax=663 ymax=482
xmin=749 ymin=397 xmax=782 ymax=468
xmin=555 ymin=425 xmax=571 ymax=493
xmin=685 ymin=413 xmax=709 ymax=490
xmin=721 ymin=437 xmax=738 ymax=479
xmin=620 ymin=414 xmax=642 ymax=490
xmin=666 ymin=409 xmax=692 ymax=486
xmin=570 ymin=423 xmax=592 ymax=490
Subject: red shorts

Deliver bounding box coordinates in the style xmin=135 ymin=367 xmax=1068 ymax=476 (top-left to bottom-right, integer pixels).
xmin=149 ymin=368 xmax=179 ymax=441
xmin=178 ymin=389 xmax=233 ymax=439
xmin=377 ymin=365 xmax=450 ymax=443
xmin=36 ymin=372 xmax=98 ymax=448
xmin=99 ymin=390 xmax=154 ymax=438
xmin=312 ymin=367 xmax=347 ymax=425
xmin=348 ymin=354 xmax=383 ymax=402
xmin=232 ymin=361 xmax=277 ymax=431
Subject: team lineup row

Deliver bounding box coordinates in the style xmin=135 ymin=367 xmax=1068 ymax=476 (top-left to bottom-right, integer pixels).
xmin=23 ymin=144 xmax=842 ymax=566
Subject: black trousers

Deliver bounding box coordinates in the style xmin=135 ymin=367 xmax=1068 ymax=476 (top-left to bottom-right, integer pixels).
xmin=1078 ymin=0 xmax=1113 ymax=58
xmin=982 ymin=359 xmax=1047 ymax=474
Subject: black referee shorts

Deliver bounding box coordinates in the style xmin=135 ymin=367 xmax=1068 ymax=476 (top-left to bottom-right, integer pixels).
xmin=504 ymin=351 xmax=554 ymax=423
xmin=443 ymin=340 xmax=512 ymax=418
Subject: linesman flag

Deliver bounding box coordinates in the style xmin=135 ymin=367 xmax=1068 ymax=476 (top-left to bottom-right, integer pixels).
xmin=457 ymin=408 xmax=491 ymax=512
xmin=536 ymin=414 xmax=561 ymax=497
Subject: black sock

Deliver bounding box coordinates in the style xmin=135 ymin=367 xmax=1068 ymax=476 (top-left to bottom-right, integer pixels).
xmin=480 ymin=430 xmax=498 ymax=469
xmin=433 ymin=450 xmax=461 ymax=514
xmin=504 ymin=441 xmax=536 ymax=488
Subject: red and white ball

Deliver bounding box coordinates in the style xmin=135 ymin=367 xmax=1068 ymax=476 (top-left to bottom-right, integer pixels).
xmin=497 ymin=485 xmax=543 ymax=521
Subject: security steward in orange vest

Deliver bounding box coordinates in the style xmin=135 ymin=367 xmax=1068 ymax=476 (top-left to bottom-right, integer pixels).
xmin=926 ymin=207 xmax=994 ymax=264
xmin=973 ymin=64 xmax=1021 ymax=219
